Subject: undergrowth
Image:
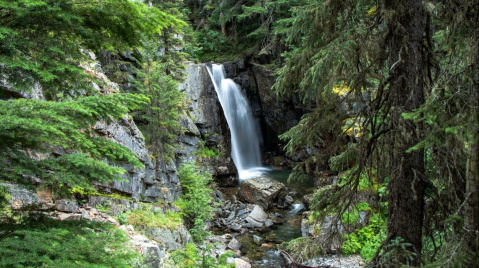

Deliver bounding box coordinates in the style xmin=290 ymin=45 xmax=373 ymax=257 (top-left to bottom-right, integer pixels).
xmin=125 ymin=204 xmax=182 ymax=229
xmin=175 ymin=161 xmax=214 ymax=241
xmin=0 ymin=213 xmax=142 ymax=267
xmin=171 ymin=242 xmax=235 ymax=268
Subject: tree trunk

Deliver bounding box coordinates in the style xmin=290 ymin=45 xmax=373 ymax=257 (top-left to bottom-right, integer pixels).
xmin=464 ymin=0 xmax=479 ymax=261
xmin=385 ymin=0 xmax=426 ymax=266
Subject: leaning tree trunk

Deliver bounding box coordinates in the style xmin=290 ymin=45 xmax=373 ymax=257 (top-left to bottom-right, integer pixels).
xmin=464 ymin=0 xmax=479 ymax=262
xmin=384 ymin=0 xmax=426 ymax=266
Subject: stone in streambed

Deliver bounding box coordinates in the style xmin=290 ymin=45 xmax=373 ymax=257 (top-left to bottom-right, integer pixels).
xmin=264 ymin=219 xmax=274 ymax=227
xmin=247 ymin=205 xmax=268 ymax=222
xmin=227 ymin=238 xmax=242 ymax=251
xmin=253 ymin=235 xmax=262 ymax=245
xmin=238 ymin=176 xmax=285 ymax=209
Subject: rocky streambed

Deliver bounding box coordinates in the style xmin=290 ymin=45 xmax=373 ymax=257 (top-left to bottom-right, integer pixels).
xmin=209 ymin=170 xmax=366 ymax=268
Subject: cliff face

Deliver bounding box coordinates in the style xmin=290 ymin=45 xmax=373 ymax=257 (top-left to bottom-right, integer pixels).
xmin=6 ymin=59 xmax=302 ymax=209
xmin=221 ymin=60 xmax=303 ymax=158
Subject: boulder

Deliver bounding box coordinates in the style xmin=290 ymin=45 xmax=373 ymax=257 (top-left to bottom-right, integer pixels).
xmin=247 ymin=205 xmax=268 ymax=222
xmin=227 ymin=238 xmax=241 ymax=251
xmin=234 ymin=258 xmax=251 ymax=268
xmin=238 ymin=176 xmax=285 ymax=209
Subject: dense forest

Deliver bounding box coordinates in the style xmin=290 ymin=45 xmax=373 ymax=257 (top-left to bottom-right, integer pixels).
xmin=0 ymin=0 xmax=478 ymax=267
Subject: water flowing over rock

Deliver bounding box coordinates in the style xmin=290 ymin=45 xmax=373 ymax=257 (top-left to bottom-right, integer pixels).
xmin=207 ymin=64 xmax=264 ymax=180
xmin=178 ymin=63 xmax=238 ymax=184
xmin=237 ymin=175 xmax=285 ymax=209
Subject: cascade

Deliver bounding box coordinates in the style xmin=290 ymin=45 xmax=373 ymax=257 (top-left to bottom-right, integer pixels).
xmin=207 ymin=64 xmax=266 ymax=180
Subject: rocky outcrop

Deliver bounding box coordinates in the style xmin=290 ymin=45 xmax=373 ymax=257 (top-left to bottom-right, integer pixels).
xmin=177 ymin=63 xmax=238 ymax=184
xmin=237 ymin=176 xmax=286 ymax=209
xmin=120 ymin=225 xmax=171 ymax=268
xmin=221 ymin=61 xmax=303 ymax=156
xmin=178 ymin=64 xmax=225 ymax=136
xmin=143 ymin=225 xmax=193 ymax=251
xmin=92 ymin=116 xmax=181 ymax=205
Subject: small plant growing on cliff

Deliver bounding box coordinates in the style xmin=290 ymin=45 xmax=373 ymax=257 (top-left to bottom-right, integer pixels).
xmin=176 ymin=161 xmax=214 ymax=241
xmin=126 ymin=204 xmax=182 ymax=229
xmin=171 ymin=242 xmax=235 ymax=268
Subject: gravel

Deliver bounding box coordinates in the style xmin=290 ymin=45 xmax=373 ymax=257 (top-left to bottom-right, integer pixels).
xmin=303 ymin=254 xmax=365 ymax=268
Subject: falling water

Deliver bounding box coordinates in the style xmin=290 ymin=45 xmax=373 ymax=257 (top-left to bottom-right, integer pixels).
xmin=207 ymin=64 xmax=265 ymax=180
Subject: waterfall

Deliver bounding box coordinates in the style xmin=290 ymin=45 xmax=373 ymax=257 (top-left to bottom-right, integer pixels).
xmin=207 ymin=64 xmax=266 ymax=180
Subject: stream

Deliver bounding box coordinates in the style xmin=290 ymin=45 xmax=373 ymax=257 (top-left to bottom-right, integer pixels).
xmin=219 ymin=169 xmax=315 ymax=268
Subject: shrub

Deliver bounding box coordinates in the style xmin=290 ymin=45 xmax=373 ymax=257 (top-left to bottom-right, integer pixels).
xmin=176 ymin=161 xmax=214 ymax=241
xmin=171 ymin=242 xmax=235 ymax=268
xmin=126 ymin=205 xmax=182 ymax=229
xmin=342 ymin=212 xmax=386 ymax=260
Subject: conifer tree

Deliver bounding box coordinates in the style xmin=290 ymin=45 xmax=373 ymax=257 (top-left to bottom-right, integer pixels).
xmin=0 ymin=0 xmax=180 ymax=194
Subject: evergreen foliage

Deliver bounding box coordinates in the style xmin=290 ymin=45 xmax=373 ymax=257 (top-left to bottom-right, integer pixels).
xmin=272 ymin=0 xmax=479 ymax=265
xmin=176 ymin=161 xmax=214 ymax=241
xmin=171 ymin=242 xmax=235 ymax=268
xmin=130 ymin=39 xmax=186 ymax=160
xmin=0 ymin=0 xmax=178 ymax=99
xmin=0 ymin=94 xmax=148 ymax=195
xmin=0 ymin=214 xmax=141 ymax=268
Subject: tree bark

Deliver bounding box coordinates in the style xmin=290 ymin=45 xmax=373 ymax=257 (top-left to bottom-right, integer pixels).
xmin=464 ymin=0 xmax=479 ymax=261
xmin=384 ymin=0 xmax=426 ymax=266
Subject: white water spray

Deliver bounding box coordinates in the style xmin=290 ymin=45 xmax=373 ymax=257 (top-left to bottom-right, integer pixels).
xmin=207 ymin=64 xmax=266 ymax=180
xmin=288 ymin=203 xmax=305 ymax=215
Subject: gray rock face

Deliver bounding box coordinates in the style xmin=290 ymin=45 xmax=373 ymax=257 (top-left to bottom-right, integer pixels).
xmin=5 ymin=183 xmax=53 ymax=210
xmin=130 ymin=234 xmax=166 ymax=268
xmin=300 ymin=212 xmax=349 ymax=253
xmin=92 ymin=116 xmax=182 ymax=204
xmin=177 ymin=63 xmax=239 ymax=184
xmin=178 ymin=64 xmax=224 ymax=136
xmin=238 ymin=176 xmax=285 ymax=209
xmin=144 ymin=225 xmax=192 ymax=250
xmin=55 ymin=199 xmax=80 ymax=213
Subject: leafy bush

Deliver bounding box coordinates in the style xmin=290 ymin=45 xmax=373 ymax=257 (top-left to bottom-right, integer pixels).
xmin=176 ymin=162 xmax=214 ymax=241
xmin=126 ymin=205 xmax=182 ymax=229
xmin=0 ymin=214 xmax=141 ymax=268
xmin=117 ymin=212 xmax=129 ymax=226
xmin=342 ymin=213 xmax=386 ymax=260
xmin=171 ymin=242 xmax=235 ymax=268
xmin=195 ymin=147 xmax=224 ymax=159
xmin=342 ymin=202 xmax=371 ymax=225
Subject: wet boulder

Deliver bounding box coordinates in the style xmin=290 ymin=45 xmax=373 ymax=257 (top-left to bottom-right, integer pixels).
xmin=238 ymin=176 xmax=285 ymax=209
